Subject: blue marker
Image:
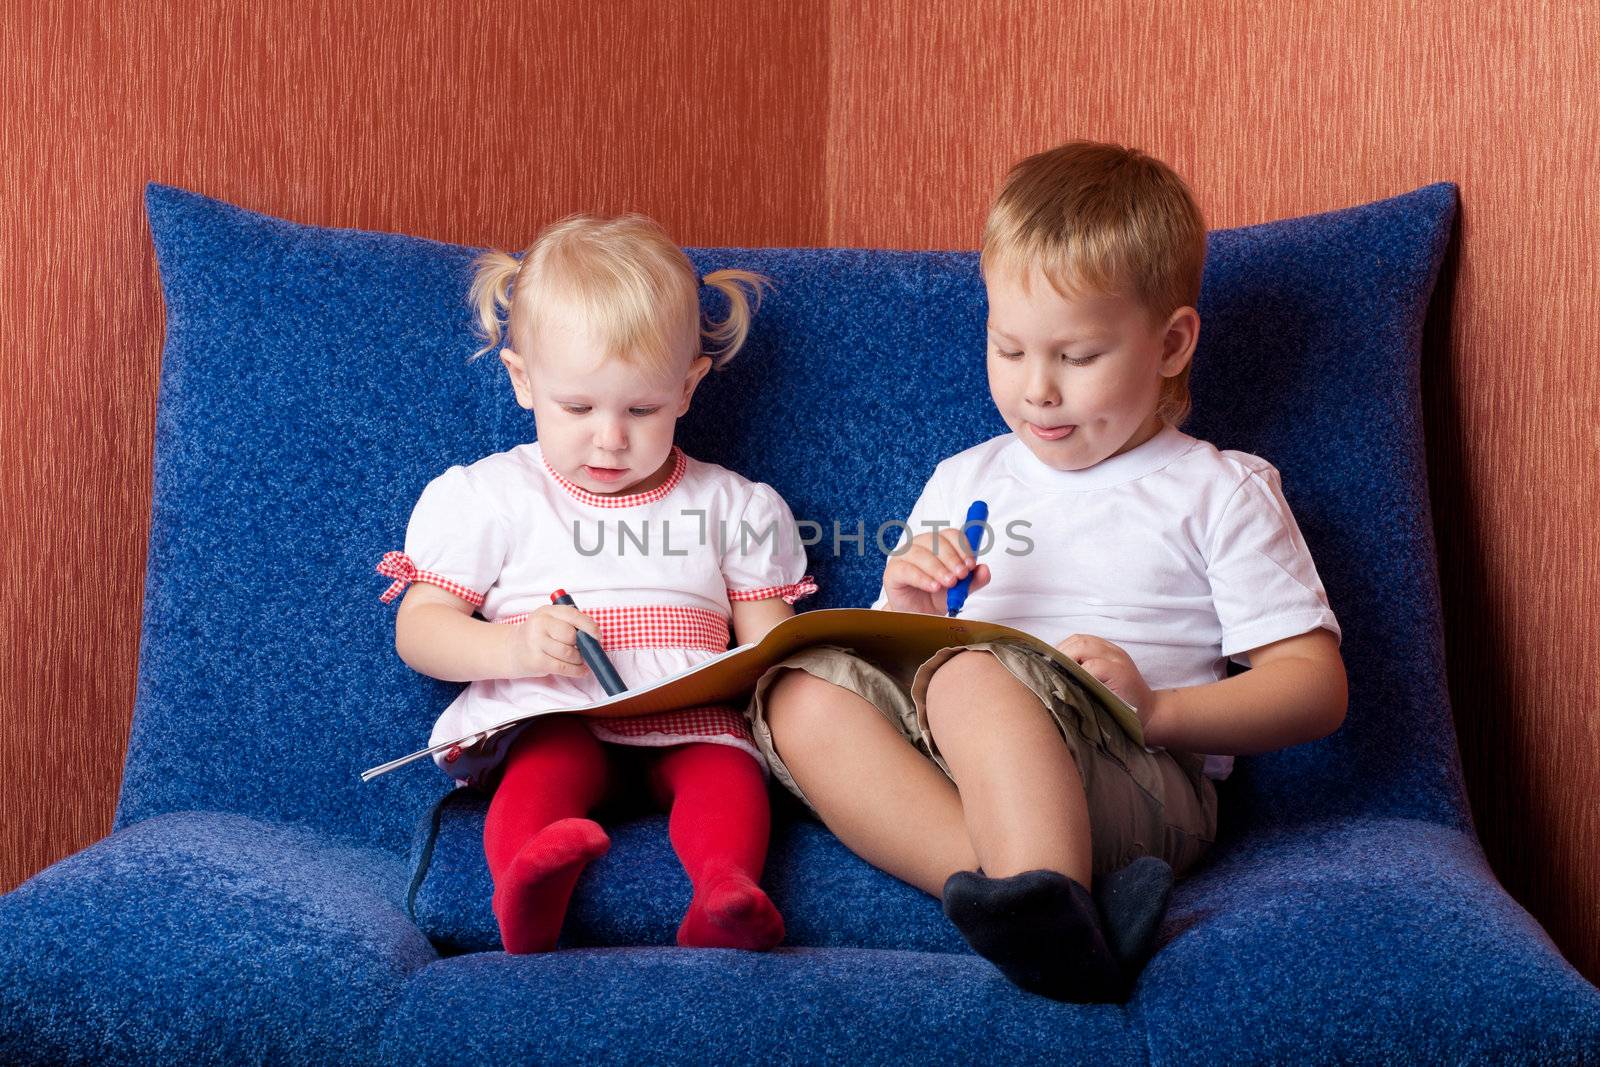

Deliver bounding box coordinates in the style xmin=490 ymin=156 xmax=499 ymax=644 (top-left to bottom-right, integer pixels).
xmin=945 ymin=500 xmax=988 ymax=617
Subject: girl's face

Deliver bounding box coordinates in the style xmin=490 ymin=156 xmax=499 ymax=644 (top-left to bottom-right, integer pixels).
xmin=984 ymin=267 xmax=1197 ymax=472
xmin=500 ymin=306 xmax=710 ymax=496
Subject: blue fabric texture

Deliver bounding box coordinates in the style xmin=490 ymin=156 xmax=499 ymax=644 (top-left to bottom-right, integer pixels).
xmin=0 ymin=181 xmax=1595 ymax=1063
xmin=410 ymin=790 xmax=968 ymax=956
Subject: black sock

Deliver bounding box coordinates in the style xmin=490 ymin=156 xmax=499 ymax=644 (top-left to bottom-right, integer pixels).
xmin=1091 ymin=855 xmax=1175 ymax=975
xmin=942 ymin=869 xmax=1123 ymax=1002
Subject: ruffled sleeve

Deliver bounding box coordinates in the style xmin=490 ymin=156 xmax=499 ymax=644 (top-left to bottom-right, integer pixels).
xmin=721 ymin=481 xmax=816 ymax=604
xmin=375 ymin=465 xmax=511 ymax=607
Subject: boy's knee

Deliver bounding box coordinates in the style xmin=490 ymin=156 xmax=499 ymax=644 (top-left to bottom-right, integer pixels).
xmin=926 ymin=649 xmax=1008 ymax=704
xmin=763 ymin=669 xmax=866 ymax=755
xmin=765 ymin=669 xmax=839 ymax=734
xmin=925 ymin=650 xmax=1030 ymax=733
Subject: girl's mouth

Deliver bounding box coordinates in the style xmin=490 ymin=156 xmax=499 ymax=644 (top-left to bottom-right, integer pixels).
xmin=583 ymin=465 xmax=630 ymax=482
xmin=1026 ymin=422 xmax=1077 ymax=441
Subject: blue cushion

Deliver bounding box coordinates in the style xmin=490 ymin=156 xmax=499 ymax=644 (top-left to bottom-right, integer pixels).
xmin=373 ymin=819 xmax=1600 ymax=1064
xmin=126 ymin=181 xmax=1464 ymax=867
xmin=0 ymin=813 xmax=431 ymax=1063
xmin=411 ymin=791 xmax=967 ymax=955
xmin=4 ymin=814 xmax=1598 ymax=1063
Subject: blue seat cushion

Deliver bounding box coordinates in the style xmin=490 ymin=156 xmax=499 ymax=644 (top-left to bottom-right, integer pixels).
xmin=4 ymin=811 xmax=1597 ymax=1063
xmin=0 ymin=812 xmax=432 ymax=1064
xmin=409 ymin=787 xmax=968 ymax=955
xmin=378 ymin=817 xmax=1600 ymax=1064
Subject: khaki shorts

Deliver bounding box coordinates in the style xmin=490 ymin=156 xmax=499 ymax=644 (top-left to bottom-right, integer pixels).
xmin=748 ymin=641 xmax=1219 ymax=878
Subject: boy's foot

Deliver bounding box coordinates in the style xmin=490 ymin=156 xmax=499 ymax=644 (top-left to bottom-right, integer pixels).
xmin=677 ymin=871 xmax=786 ymax=951
xmin=492 ymin=817 xmax=610 ymax=954
xmin=1091 ymin=855 xmax=1175 ymax=975
xmin=942 ymin=868 xmax=1123 ymax=1002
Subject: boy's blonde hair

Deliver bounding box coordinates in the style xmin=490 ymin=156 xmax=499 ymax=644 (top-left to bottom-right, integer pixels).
xmin=468 ymin=213 xmax=769 ymax=379
xmin=981 ymin=141 xmax=1207 ymax=427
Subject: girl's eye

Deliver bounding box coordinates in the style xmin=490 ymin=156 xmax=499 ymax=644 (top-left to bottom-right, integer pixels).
xmin=561 ymin=404 xmax=591 ymax=415
xmin=1064 ymin=354 xmax=1101 ymax=366
xmin=628 ymin=407 xmax=661 ymax=418
xmin=995 ymin=349 xmax=1023 ymax=361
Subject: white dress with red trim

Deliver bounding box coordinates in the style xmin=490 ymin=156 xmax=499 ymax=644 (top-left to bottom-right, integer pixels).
xmin=377 ymin=443 xmax=816 ymax=788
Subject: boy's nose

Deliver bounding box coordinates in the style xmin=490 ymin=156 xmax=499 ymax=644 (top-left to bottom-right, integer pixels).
xmin=1024 ymin=369 xmax=1061 ymax=407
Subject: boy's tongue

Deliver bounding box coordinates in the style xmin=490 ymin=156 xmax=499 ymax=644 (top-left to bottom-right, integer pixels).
xmin=1027 ymin=422 xmax=1077 ymax=441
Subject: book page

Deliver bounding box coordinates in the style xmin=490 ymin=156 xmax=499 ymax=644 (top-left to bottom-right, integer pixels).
xmin=361 ymin=609 xmax=1144 ymax=781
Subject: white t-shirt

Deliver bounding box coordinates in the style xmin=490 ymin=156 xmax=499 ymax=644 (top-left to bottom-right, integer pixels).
xmin=391 ymin=444 xmax=813 ymax=778
xmin=870 ymin=421 xmax=1342 ymax=780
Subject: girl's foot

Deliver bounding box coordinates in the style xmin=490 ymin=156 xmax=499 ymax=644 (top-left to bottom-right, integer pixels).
xmin=492 ymin=817 xmax=610 ymax=954
xmin=676 ymin=871 xmax=785 ymax=951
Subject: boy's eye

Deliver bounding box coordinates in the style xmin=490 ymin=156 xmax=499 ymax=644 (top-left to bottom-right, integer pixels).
xmin=628 ymin=406 xmax=662 ymax=417
xmin=560 ymin=404 xmax=591 ymax=415
xmin=995 ymin=349 xmax=1023 ymax=361
xmin=1064 ymin=354 xmax=1101 ymax=366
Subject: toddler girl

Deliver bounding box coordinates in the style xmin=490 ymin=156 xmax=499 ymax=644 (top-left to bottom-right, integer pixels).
xmin=376 ymin=214 xmax=814 ymax=954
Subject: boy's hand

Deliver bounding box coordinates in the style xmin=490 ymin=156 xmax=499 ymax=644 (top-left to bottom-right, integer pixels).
xmin=1056 ymin=634 xmax=1156 ymax=719
xmin=507 ymin=604 xmax=602 ymax=679
xmin=883 ymin=529 xmax=991 ymax=615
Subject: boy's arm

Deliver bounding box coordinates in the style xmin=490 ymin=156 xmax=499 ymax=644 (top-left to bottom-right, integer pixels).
xmin=1139 ymin=628 xmax=1347 ymax=754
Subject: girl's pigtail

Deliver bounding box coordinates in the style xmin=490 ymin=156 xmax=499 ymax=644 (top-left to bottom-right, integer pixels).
xmin=467 ymin=250 xmax=524 ymax=362
xmin=699 ymin=269 xmax=772 ymax=367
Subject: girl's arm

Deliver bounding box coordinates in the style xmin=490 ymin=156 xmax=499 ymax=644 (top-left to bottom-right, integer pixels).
xmin=395 ymin=582 xmax=597 ymax=682
xmin=1140 ymin=628 xmax=1347 ymax=753
xmin=729 ymin=596 xmax=794 ymax=647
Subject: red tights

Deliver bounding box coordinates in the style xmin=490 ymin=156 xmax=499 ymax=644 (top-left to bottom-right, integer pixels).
xmin=482 ymin=714 xmax=783 ymax=954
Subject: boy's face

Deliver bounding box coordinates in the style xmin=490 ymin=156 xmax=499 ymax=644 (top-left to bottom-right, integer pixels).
xmin=984 ymin=267 xmax=1198 ymax=472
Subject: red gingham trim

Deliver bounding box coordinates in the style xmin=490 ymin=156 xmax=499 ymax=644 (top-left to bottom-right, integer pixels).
xmin=586 ymin=705 xmax=753 ymax=742
xmin=727 ymin=575 xmax=818 ymax=605
xmin=584 ymin=705 xmax=763 ymax=768
xmin=541 ymin=446 xmax=687 ymax=508
xmin=493 ymin=604 xmax=730 ymax=652
xmin=375 ymin=551 xmax=486 ymax=607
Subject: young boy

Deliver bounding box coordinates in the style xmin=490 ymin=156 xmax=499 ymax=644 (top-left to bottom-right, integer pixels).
xmin=747 ymin=141 xmax=1347 ymax=1002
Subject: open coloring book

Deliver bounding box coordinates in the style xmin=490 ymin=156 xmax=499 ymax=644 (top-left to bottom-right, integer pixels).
xmin=360 ymin=608 xmax=1145 ymax=781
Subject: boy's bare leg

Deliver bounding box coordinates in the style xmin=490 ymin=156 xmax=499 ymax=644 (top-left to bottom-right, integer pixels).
xmin=925 ymin=650 xmax=1122 ymax=1001
xmin=923 ymin=650 xmax=1093 ymax=888
xmin=764 ymin=669 xmax=978 ymax=896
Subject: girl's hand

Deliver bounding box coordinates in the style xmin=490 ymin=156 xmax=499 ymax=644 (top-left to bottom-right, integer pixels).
xmin=507 ymin=604 xmax=603 ymax=679
xmin=883 ymin=529 xmax=991 ymax=615
xmin=1056 ymin=633 xmax=1156 ymax=722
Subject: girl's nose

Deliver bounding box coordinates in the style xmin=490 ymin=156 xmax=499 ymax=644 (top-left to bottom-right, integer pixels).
xmin=596 ymin=417 xmax=628 ymax=452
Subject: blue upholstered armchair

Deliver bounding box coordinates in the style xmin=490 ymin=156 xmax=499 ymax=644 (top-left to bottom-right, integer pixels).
xmin=3 ymin=183 xmax=1596 ymax=1064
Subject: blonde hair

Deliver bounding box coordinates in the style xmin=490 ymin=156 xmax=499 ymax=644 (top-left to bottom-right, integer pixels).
xmin=981 ymin=141 xmax=1207 ymax=427
xmin=467 ymin=213 xmax=769 ymax=379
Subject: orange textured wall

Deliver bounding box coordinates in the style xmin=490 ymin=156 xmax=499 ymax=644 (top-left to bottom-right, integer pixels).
xmin=4 ymin=0 xmax=1596 ymax=984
